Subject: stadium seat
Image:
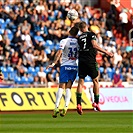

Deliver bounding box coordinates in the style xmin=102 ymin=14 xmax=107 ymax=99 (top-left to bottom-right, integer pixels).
xmin=0 ymin=19 xmax=6 ymax=29
xmin=106 ymin=67 xmax=113 ymax=80
xmin=99 ymin=67 xmax=104 ymax=73
xmin=7 ymin=66 xmax=14 ymax=73
xmin=54 ymin=44 xmax=60 ymax=50
xmin=9 ymin=72 xmax=16 ymax=81
xmin=5 ymin=18 xmax=11 ymax=25
xmin=44 ymin=48 xmax=51 ymax=54
xmin=35 ymin=66 xmax=40 ymax=73
xmin=48 ymin=45 xmax=55 ymax=50
xmin=7 ymin=29 xmax=13 ymax=41
xmin=14 ymin=76 xmax=21 ymax=84
xmin=0 ymin=18 xmax=4 ymax=24
xmin=75 ymin=74 xmax=79 ymax=82
xmin=0 ymin=67 xmax=8 ymax=80
xmin=21 ymin=76 xmax=29 ymax=84
xmin=0 ymin=29 xmax=4 ymax=34
xmin=45 ymin=40 xmax=53 ymax=46
xmin=84 ymin=76 xmax=92 ymax=82
xmin=28 ymin=76 xmax=34 ymax=83
xmin=7 ymin=66 xmax=15 ymax=80
xmin=54 ymin=10 xmax=59 ymax=17
xmin=27 ymin=66 xmax=36 ymax=76
xmin=44 ymin=67 xmax=51 ymax=74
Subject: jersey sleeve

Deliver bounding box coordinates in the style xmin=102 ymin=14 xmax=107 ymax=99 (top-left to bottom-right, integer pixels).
xmin=90 ymin=32 xmax=97 ymax=41
xmin=59 ymin=39 xmax=67 ymax=50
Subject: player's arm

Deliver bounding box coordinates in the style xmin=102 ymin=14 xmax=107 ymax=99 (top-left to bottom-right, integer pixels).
xmin=0 ymin=71 xmax=4 ymax=81
xmin=46 ymin=50 xmax=62 ymax=69
xmin=91 ymin=39 xmax=113 ymax=57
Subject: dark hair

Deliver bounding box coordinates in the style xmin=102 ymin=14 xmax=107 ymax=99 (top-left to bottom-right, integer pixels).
xmin=69 ymin=26 xmax=79 ymax=37
xmin=74 ymin=22 xmax=80 ymax=29
xmin=78 ymin=21 xmax=87 ymax=30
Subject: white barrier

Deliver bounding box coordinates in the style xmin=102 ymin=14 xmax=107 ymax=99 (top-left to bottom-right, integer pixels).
xmin=86 ymin=88 xmax=133 ymax=111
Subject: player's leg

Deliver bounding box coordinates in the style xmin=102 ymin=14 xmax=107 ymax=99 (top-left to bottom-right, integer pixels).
xmin=76 ymin=78 xmax=84 ymax=115
xmin=76 ymin=61 xmax=86 ymax=115
xmin=60 ymin=80 xmax=72 ymax=117
xmin=60 ymin=67 xmax=77 ymax=117
xmin=90 ymin=62 xmax=101 ymax=111
xmin=92 ymin=76 xmax=101 ymax=111
xmin=53 ymin=83 xmax=65 ymax=118
xmin=52 ymin=66 xmax=66 ymax=118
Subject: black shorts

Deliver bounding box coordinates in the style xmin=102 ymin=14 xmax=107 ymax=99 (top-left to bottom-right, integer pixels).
xmin=78 ymin=61 xmax=98 ymax=79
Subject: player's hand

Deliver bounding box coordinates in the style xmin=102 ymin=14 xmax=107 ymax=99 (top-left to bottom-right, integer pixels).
xmin=46 ymin=63 xmax=55 ymax=70
xmin=46 ymin=65 xmax=52 ymax=70
xmin=106 ymin=51 xmax=114 ymax=57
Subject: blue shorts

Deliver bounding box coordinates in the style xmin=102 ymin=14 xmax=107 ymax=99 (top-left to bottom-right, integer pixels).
xmin=59 ymin=65 xmax=78 ymax=83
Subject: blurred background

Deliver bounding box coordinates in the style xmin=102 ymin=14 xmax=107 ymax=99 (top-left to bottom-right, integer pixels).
xmin=0 ymin=0 xmax=132 ymax=88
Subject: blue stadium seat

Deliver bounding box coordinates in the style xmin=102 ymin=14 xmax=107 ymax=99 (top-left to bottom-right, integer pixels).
xmin=54 ymin=10 xmax=59 ymax=17
xmin=44 ymin=48 xmax=51 ymax=54
xmin=9 ymin=72 xmax=16 ymax=81
xmin=45 ymin=40 xmax=53 ymax=46
xmin=48 ymin=45 xmax=55 ymax=50
xmin=0 ymin=18 xmax=4 ymax=24
xmin=28 ymin=76 xmax=34 ymax=83
xmin=75 ymin=74 xmax=79 ymax=82
xmin=5 ymin=18 xmax=11 ymax=25
xmin=21 ymin=76 xmax=29 ymax=84
xmin=44 ymin=67 xmax=51 ymax=74
xmin=7 ymin=66 xmax=15 ymax=80
xmin=0 ymin=29 xmax=4 ymax=34
xmin=3 ymin=72 xmax=8 ymax=80
xmin=14 ymin=76 xmax=21 ymax=84
xmin=0 ymin=19 xmax=6 ymax=29
xmin=27 ymin=66 xmax=36 ymax=76
xmin=99 ymin=67 xmax=104 ymax=73
xmin=84 ymin=76 xmax=92 ymax=82
xmin=107 ymin=67 xmax=113 ymax=80
xmin=35 ymin=66 xmax=40 ymax=73
xmin=7 ymin=66 xmax=14 ymax=73
xmin=54 ymin=44 xmax=60 ymax=50
xmin=7 ymin=29 xmax=13 ymax=41
xmin=1 ymin=67 xmax=8 ymax=80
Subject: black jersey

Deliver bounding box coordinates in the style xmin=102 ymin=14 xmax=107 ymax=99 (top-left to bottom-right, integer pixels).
xmin=78 ymin=31 xmax=97 ymax=63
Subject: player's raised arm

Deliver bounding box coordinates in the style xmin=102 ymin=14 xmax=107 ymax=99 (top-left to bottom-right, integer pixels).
xmin=46 ymin=49 xmax=62 ymax=69
xmin=91 ymin=39 xmax=114 ymax=57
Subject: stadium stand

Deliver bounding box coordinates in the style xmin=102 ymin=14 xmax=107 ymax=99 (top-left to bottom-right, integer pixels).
xmin=0 ymin=0 xmax=132 ymax=88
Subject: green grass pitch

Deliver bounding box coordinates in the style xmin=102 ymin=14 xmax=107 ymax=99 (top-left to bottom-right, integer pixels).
xmin=0 ymin=111 xmax=132 ymax=133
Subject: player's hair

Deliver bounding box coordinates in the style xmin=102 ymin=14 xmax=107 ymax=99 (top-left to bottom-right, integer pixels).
xmin=74 ymin=22 xmax=80 ymax=29
xmin=78 ymin=21 xmax=87 ymax=31
xmin=69 ymin=26 xmax=79 ymax=37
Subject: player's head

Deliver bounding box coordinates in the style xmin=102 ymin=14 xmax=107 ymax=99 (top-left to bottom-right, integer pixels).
xmin=78 ymin=21 xmax=88 ymax=32
xmin=69 ymin=26 xmax=79 ymax=37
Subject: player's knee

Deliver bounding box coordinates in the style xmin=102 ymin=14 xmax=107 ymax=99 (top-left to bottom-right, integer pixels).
xmin=93 ymin=77 xmax=99 ymax=84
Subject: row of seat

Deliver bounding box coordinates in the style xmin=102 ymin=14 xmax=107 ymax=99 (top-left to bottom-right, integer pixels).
xmin=0 ymin=65 xmax=117 ymax=83
xmin=14 ymin=76 xmax=34 ymax=84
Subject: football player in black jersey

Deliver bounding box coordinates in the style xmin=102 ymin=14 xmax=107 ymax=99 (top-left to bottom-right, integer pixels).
xmin=76 ymin=21 xmax=113 ymax=115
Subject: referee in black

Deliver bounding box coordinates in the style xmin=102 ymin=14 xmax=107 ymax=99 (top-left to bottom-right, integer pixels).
xmin=76 ymin=21 xmax=113 ymax=115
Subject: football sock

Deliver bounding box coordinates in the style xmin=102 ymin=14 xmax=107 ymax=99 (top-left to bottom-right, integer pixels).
xmin=55 ymin=88 xmax=64 ymax=108
xmin=65 ymin=88 xmax=71 ymax=107
xmin=76 ymin=93 xmax=82 ymax=105
xmin=94 ymin=94 xmax=99 ymax=104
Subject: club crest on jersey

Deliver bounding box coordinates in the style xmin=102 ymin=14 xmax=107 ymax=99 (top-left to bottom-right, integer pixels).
xmin=69 ymin=57 xmax=76 ymax=60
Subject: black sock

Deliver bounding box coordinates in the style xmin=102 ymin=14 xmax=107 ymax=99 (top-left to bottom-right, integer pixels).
xmin=76 ymin=93 xmax=82 ymax=105
xmin=94 ymin=94 xmax=99 ymax=104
